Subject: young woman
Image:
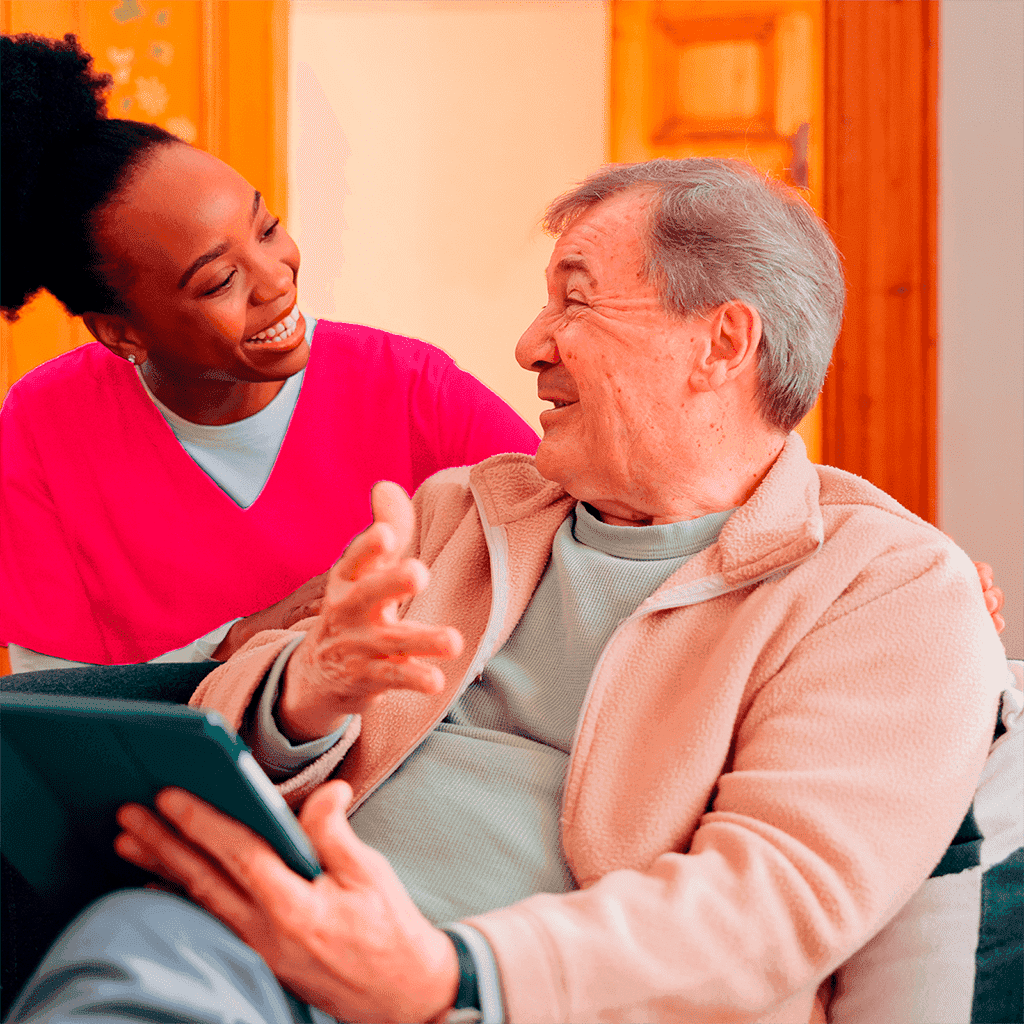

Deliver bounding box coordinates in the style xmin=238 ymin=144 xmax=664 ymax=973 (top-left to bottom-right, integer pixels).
xmin=0 ymin=33 xmax=539 ymax=671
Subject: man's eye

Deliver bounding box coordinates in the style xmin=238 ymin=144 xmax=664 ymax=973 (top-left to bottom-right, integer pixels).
xmin=203 ymin=270 xmax=236 ymax=296
xmin=262 ymin=218 xmax=280 ymax=240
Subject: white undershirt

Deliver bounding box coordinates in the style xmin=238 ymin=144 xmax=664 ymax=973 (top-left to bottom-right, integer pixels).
xmin=137 ymin=329 xmax=310 ymax=508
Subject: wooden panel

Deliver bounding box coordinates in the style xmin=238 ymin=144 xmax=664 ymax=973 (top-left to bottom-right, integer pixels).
xmin=612 ymin=1 xmax=823 ymax=190
xmin=611 ymin=0 xmax=825 ymax=461
xmin=821 ymin=0 xmax=938 ymax=522
xmin=0 ymin=0 xmax=289 ymax=400
xmin=0 ymin=1 xmax=93 ymax=388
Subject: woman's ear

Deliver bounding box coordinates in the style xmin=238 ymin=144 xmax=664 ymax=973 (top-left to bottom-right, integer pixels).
xmin=82 ymin=312 xmax=147 ymax=365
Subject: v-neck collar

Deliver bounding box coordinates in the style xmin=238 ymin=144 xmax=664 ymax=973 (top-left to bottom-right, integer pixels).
xmin=128 ymin=318 xmax=318 ymax=510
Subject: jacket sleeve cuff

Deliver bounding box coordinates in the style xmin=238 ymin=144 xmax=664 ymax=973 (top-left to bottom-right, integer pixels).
xmin=441 ymin=922 xmax=505 ymax=1024
xmin=243 ymin=635 xmax=352 ymax=780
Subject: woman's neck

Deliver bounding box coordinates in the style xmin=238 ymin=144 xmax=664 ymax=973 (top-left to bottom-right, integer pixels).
xmin=140 ymin=366 xmax=287 ymax=425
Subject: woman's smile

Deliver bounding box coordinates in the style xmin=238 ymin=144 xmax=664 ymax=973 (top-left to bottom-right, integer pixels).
xmin=244 ymin=307 xmax=306 ymax=352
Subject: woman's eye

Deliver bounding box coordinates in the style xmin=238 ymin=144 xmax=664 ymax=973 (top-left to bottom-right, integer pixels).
xmin=262 ymin=218 xmax=280 ymax=240
xmin=203 ymin=270 xmax=236 ymax=296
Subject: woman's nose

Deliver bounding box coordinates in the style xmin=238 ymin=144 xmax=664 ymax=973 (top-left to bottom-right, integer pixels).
xmin=515 ymin=312 xmax=560 ymax=371
xmin=250 ymin=252 xmax=293 ymax=305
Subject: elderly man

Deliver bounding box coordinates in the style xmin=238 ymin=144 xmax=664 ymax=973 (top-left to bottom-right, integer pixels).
xmin=8 ymin=159 xmax=1007 ymax=1024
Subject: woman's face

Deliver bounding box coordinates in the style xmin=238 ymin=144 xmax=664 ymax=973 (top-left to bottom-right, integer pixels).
xmin=95 ymin=143 xmax=309 ymax=384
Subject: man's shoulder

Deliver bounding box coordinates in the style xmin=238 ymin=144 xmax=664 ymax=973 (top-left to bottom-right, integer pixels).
xmin=810 ymin=463 xmax=982 ymax=621
xmin=816 ymin=462 xmax=931 ymax=529
xmin=410 ymin=454 xmax=570 ymax=559
xmin=815 ymin=462 xmax=957 ymax=566
xmin=417 ymin=454 xmax=565 ymax=520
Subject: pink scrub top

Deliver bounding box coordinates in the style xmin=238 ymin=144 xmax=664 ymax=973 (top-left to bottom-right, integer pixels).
xmin=0 ymin=320 xmax=539 ymax=663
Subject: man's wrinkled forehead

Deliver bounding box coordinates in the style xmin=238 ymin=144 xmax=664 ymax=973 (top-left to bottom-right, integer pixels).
xmin=546 ymin=195 xmax=649 ymax=284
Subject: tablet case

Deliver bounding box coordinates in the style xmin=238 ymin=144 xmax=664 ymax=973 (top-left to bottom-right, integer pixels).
xmin=1 ymin=691 xmax=322 ymax=924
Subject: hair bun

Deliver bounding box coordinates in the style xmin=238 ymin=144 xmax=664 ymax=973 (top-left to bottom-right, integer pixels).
xmin=2 ymin=33 xmax=114 ymax=314
xmin=2 ymin=32 xmax=111 ymax=140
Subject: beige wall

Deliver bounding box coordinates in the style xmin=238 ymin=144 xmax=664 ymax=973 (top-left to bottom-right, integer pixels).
xmin=940 ymin=0 xmax=1023 ymax=658
xmin=287 ymin=0 xmax=608 ymax=430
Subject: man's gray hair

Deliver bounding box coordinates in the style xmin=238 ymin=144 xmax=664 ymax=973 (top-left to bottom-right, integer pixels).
xmin=543 ymin=159 xmax=846 ymax=433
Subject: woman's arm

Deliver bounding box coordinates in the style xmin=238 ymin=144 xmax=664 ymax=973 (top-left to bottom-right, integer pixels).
xmin=6 ymin=619 xmax=240 ymax=673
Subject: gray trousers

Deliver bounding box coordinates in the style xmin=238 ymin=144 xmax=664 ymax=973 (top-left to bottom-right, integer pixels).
xmin=4 ymin=889 xmax=337 ymax=1024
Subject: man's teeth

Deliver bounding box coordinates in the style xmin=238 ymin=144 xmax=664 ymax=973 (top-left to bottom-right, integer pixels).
xmin=249 ymin=309 xmax=300 ymax=343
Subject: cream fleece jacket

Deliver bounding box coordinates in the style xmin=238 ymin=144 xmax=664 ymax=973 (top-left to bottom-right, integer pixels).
xmin=192 ymin=434 xmax=1007 ymax=1024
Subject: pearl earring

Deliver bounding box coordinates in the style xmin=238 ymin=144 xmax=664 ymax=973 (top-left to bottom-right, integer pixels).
xmin=128 ymin=354 xmax=137 ymax=365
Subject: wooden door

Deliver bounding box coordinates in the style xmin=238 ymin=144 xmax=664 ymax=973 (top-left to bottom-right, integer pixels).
xmin=610 ymin=0 xmax=825 ymax=462
xmin=0 ymin=0 xmax=289 ymax=398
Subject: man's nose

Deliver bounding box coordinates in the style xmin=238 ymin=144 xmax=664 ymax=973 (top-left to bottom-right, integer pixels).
xmin=515 ymin=314 xmax=560 ymax=371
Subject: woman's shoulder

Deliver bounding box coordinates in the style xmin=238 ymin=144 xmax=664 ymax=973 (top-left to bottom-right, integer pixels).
xmin=4 ymin=342 xmax=124 ymax=413
xmin=311 ymin=319 xmax=454 ymax=369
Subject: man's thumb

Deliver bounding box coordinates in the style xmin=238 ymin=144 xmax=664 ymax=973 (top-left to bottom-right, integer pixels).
xmin=301 ymin=780 xmax=375 ymax=885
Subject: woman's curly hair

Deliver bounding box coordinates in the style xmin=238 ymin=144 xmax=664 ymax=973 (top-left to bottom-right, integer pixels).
xmin=1 ymin=33 xmax=181 ymax=319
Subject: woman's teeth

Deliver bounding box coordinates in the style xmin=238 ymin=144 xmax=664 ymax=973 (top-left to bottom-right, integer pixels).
xmin=249 ymin=309 xmax=300 ymax=343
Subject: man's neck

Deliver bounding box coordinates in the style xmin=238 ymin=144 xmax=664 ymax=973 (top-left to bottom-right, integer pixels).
xmin=586 ymin=430 xmax=788 ymax=527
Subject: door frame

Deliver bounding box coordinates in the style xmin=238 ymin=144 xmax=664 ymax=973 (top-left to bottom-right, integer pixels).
xmin=821 ymin=0 xmax=939 ymax=522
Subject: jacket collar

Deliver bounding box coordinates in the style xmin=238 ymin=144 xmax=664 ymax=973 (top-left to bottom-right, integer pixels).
xmin=716 ymin=432 xmax=824 ymax=586
xmin=469 ymin=433 xmax=823 ymax=588
xmin=469 ymin=452 xmax=569 ymax=526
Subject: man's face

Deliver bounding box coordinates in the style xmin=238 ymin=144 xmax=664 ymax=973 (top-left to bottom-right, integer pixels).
xmin=516 ymin=191 xmax=711 ymax=520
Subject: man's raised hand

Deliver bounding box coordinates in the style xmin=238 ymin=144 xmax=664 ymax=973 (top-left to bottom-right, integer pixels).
xmin=277 ymin=481 xmax=463 ymax=742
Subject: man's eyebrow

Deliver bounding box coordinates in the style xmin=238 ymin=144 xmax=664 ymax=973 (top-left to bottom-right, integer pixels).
xmin=177 ymin=190 xmax=263 ymax=290
xmin=554 ymin=254 xmax=596 ymax=286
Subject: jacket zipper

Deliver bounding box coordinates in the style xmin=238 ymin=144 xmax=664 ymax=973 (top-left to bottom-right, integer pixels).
xmin=562 ymin=546 xmax=822 ymax=811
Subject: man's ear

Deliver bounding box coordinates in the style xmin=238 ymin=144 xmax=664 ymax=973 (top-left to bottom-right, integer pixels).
xmin=689 ymin=301 xmax=762 ymax=393
xmin=81 ymin=312 xmax=148 ymax=365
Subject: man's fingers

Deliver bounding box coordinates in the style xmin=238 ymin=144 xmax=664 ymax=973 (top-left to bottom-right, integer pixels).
xmin=116 ymin=802 xmax=255 ymax=926
xmin=370 ymin=481 xmax=416 ymax=556
xmin=332 ymin=560 xmax=430 ymax=623
xmin=332 ymin=622 xmax=464 ymax=661
xmin=329 ymin=522 xmax=399 ymax=596
xmin=365 ymin=656 xmax=449 ymax=696
xmin=151 ymin=790 xmax=310 ymax=909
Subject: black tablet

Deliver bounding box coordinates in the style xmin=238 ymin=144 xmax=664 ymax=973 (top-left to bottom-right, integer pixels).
xmin=1 ymin=692 xmax=322 ymax=918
